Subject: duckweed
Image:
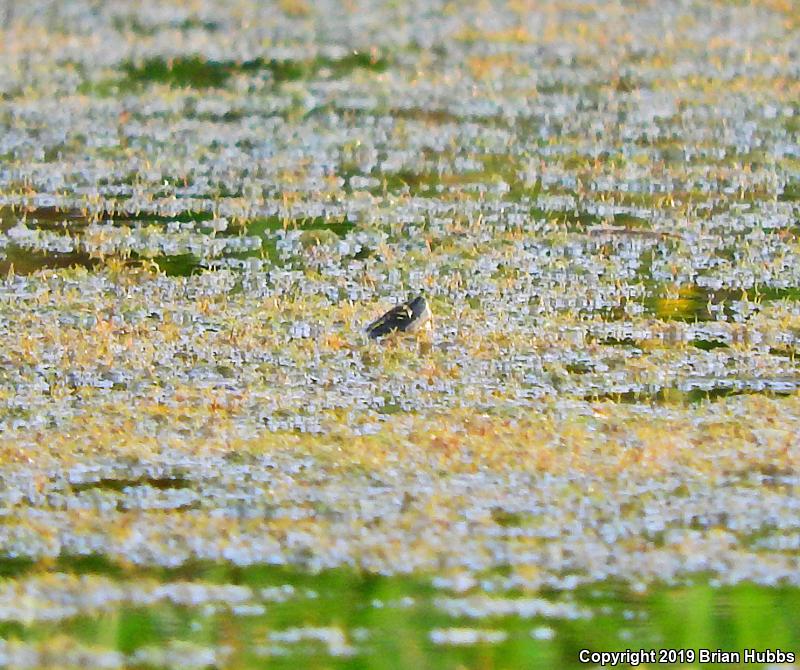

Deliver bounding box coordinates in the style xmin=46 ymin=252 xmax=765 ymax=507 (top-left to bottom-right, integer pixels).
xmin=1 ymin=0 xmax=799 ymax=665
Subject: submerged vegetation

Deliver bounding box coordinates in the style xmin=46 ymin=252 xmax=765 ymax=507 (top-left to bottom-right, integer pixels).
xmin=0 ymin=0 xmax=799 ymax=666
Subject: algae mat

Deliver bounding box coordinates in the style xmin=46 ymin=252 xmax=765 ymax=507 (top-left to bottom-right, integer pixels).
xmin=0 ymin=0 xmax=799 ymax=666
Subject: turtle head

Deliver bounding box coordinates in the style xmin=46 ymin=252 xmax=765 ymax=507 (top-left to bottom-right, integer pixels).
xmin=407 ymin=292 xmax=428 ymax=317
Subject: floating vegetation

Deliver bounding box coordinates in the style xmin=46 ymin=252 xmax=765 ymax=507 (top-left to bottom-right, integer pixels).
xmin=0 ymin=0 xmax=799 ymax=665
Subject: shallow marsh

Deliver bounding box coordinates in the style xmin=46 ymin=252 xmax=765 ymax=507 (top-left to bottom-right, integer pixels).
xmin=0 ymin=0 xmax=799 ymax=666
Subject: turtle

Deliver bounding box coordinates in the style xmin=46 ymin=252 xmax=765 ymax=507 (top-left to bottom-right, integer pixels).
xmin=365 ymin=293 xmax=432 ymax=339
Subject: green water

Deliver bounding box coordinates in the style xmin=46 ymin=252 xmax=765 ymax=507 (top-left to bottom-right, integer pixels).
xmin=1 ymin=561 xmax=798 ymax=668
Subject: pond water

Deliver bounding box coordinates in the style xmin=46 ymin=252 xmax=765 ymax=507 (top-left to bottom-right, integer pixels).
xmin=0 ymin=0 xmax=799 ymax=665
xmin=2 ymin=560 xmax=798 ymax=669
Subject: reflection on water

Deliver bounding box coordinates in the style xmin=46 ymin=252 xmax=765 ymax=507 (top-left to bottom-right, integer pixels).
xmin=650 ymin=286 xmax=711 ymax=322
xmin=0 ymin=207 xmax=354 ymax=276
xmin=0 ymin=243 xmax=99 ymax=275
xmin=0 ymin=561 xmax=798 ymax=669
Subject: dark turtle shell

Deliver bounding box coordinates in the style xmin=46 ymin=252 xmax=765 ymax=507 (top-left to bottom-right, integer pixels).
xmin=366 ymin=295 xmax=429 ymax=339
